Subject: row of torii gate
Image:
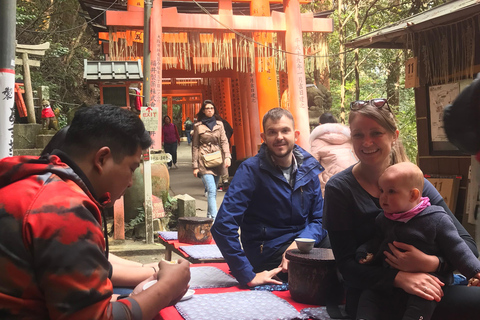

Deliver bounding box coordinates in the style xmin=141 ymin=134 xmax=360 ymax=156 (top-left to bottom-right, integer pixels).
xmin=91 ymin=0 xmax=333 ymax=155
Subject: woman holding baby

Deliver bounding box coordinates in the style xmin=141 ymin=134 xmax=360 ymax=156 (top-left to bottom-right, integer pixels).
xmin=323 ymin=99 xmax=480 ymax=320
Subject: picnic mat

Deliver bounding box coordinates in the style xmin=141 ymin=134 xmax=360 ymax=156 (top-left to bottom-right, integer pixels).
xmin=175 ymin=291 xmax=307 ymax=320
xmin=301 ymin=306 xmax=350 ymax=320
xmin=179 ymin=244 xmax=223 ymax=260
xmin=158 ymin=231 xmax=178 ymax=241
xmin=189 ymin=266 xmax=239 ymax=289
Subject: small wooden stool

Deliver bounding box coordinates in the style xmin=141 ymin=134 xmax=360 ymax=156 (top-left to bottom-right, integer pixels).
xmin=286 ymin=248 xmax=344 ymax=305
xmin=178 ymin=217 xmax=214 ymax=244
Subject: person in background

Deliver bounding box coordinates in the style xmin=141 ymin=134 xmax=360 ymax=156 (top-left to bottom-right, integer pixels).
xmin=192 ymin=100 xmax=231 ymax=219
xmin=323 ymin=98 xmax=480 ymax=320
xmin=162 ymin=115 xmax=180 ymax=169
xmin=309 ymin=112 xmax=357 ymax=196
xmin=211 ymin=108 xmax=329 ymax=287
xmin=0 ymin=105 xmax=190 ymax=319
xmin=217 ymin=116 xmax=234 ymax=192
xmin=355 ymin=162 xmax=480 ymax=320
xmin=184 ymin=117 xmax=193 ymax=145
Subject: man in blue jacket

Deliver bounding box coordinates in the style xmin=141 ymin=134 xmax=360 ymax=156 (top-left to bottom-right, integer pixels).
xmin=211 ymin=108 xmax=329 ymax=287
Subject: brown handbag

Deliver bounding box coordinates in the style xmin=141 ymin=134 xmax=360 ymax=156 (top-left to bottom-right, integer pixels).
xmin=202 ymin=151 xmax=223 ymax=168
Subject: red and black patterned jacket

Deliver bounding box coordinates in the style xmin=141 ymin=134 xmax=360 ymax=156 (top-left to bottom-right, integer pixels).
xmin=0 ymin=153 xmax=140 ymax=319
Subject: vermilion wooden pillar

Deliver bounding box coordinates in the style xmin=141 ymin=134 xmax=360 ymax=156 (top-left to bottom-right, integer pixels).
xmin=220 ymin=78 xmax=234 ymax=147
xmin=167 ymin=95 xmax=173 ymax=122
xmin=150 ymin=0 xmax=163 ymax=149
xmin=251 ymin=0 xmax=279 ymax=132
xmin=284 ymin=0 xmax=309 ymax=150
xmin=181 ymin=103 xmax=186 ymax=131
xmin=239 ymin=72 xmax=253 ymax=157
xmin=230 ymin=73 xmax=245 ymax=159
xmin=246 ymin=64 xmax=262 ymax=153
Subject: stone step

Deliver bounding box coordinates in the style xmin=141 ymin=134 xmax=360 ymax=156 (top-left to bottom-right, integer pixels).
xmin=13 ymin=148 xmax=43 ymax=156
xmin=36 ymin=133 xmax=55 ymax=150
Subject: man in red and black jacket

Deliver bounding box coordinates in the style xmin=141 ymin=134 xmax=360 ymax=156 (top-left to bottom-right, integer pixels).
xmin=0 ymin=105 xmax=190 ymax=320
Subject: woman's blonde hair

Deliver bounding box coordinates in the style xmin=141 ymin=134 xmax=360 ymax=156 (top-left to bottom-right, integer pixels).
xmin=349 ymin=104 xmax=409 ymax=165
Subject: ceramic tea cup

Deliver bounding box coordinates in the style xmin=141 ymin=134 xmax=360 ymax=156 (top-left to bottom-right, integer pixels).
xmin=295 ymin=238 xmax=315 ymax=253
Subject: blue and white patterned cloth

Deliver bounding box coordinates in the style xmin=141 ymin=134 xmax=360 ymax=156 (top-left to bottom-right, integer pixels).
xmin=180 ymin=244 xmax=223 ymax=259
xmin=176 ymin=291 xmax=307 ymax=320
xmin=250 ymin=283 xmax=289 ymax=291
xmin=158 ymin=231 xmax=178 ymax=241
xmin=189 ymin=267 xmax=239 ymax=289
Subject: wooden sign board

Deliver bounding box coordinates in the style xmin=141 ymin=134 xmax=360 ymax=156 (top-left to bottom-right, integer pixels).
xmin=425 ymin=174 xmax=461 ymax=213
xmin=405 ymin=57 xmax=418 ymax=89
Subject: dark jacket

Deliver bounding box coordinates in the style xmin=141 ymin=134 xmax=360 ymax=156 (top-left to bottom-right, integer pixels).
xmin=211 ymin=144 xmax=327 ymax=285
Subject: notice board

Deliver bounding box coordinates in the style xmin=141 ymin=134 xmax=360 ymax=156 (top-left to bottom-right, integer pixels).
xmin=425 ymin=174 xmax=462 ymax=213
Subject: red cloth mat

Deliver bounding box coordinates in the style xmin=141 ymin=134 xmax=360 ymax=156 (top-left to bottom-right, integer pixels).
xmin=155 ymin=263 xmax=319 ymax=320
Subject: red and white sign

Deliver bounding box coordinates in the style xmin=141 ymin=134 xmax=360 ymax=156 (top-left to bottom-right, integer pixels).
xmin=141 ymin=106 xmax=159 ymax=131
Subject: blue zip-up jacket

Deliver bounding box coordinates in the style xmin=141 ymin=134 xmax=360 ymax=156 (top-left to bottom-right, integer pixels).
xmin=211 ymin=143 xmax=327 ymax=285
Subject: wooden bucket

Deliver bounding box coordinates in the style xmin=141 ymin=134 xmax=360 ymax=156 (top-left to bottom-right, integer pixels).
xmin=177 ymin=217 xmax=214 ymax=244
xmin=286 ymin=248 xmax=344 ymax=305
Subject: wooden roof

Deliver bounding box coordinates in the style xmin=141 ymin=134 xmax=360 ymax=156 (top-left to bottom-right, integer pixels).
xmin=346 ymin=0 xmax=480 ymax=49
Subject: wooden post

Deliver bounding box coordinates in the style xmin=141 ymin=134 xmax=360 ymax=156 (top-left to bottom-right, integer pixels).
xmin=149 ymin=0 xmax=163 ymax=150
xmin=113 ymin=196 xmax=125 ymax=240
xmin=22 ymin=53 xmax=36 ymax=124
xmin=143 ymin=149 xmax=154 ymax=243
xmin=167 ymin=95 xmax=173 ymax=122
xmin=284 ymin=0 xmax=310 ymax=150
xmin=239 ymin=73 xmax=253 ymax=157
xmin=246 ymin=63 xmax=262 ymax=153
xmin=16 ymin=42 xmax=50 ymax=124
xmin=230 ymin=75 xmax=245 ymax=158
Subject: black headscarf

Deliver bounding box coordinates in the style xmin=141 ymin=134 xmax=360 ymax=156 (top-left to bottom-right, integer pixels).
xmin=202 ymin=116 xmax=217 ymax=131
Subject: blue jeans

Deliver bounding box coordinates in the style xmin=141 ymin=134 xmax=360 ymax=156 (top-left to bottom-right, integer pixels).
xmin=186 ymin=130 xmax=192 ymax=144
xmin=201 ymin=174 xmax=220 ymax=219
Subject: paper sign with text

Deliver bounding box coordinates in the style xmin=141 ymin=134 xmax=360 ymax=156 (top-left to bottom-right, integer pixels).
xmin=141 ymin=107 xmax=159 ymax=131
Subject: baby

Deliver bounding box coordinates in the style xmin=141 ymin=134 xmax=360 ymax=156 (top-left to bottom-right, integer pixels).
xmin=355 ymin=162 xmax=480 ymax=320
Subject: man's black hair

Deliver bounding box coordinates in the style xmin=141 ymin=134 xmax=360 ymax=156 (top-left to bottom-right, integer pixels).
xmin=62 ymin=105 xmax=152 ymax=162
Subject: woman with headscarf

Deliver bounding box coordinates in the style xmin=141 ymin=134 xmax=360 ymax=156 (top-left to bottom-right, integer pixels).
xmin=192 ymin=100 xmax=231 ymax=219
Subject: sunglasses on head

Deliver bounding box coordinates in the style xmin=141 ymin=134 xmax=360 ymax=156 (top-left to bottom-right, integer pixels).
xmin=350 ymin=98 xmax=390 ymax=112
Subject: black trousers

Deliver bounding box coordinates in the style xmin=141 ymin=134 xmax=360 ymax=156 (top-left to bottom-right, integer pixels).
xmin=164 ymin=142 xmax=177 ymax=166
xmin=356 ymin=288 xmax=437 ymax=320
xmin=347 ymin=285 xmax=480 ymax=320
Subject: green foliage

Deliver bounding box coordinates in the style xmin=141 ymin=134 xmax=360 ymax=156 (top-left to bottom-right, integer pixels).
xmin=125 ymin=206 xmax=145 ymax=231
xmin=16 ymin=0 xmax=100 ymax=124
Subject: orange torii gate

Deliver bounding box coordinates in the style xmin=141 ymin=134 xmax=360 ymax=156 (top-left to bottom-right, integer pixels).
xmin=89 ymin=0 xmax=333 ymax=155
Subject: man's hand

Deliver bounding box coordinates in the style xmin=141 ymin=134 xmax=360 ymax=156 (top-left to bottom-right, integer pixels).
xmin=193 ymin=169 xmax=199 ymax=178
xmin=247 ymin=267 xmax=283 ymax=287
xmin=278 ymin=242 xmax=298 ymax=272
xmin=157 ymin=258 xmax=191 ymax=306
xmin=384 ymin=241 xmax=439 ymax=273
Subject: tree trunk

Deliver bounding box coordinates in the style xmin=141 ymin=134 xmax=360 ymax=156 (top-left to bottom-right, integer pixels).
xmin=354 ymin=2 xmax=360 ymax=101
xmin=386 ymin=52 xmax=401 ymax=107
xmin=338 ymin=0 xmax=346 ymax=123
